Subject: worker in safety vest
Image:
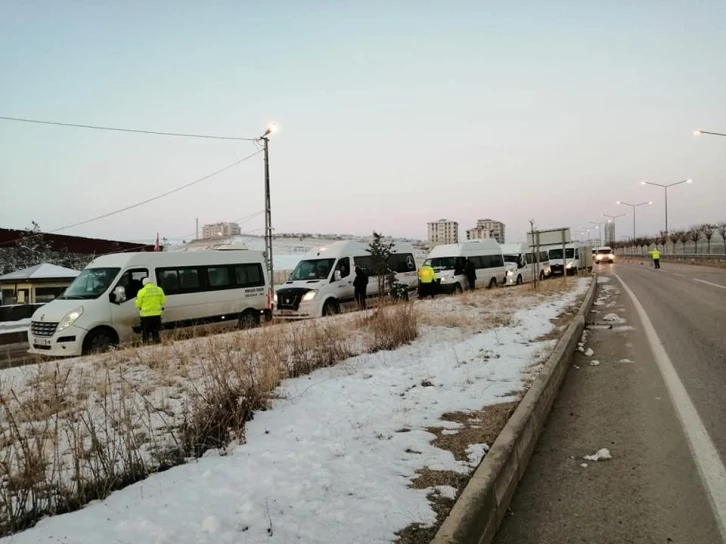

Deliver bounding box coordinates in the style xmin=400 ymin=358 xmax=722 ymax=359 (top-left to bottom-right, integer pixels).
xmin=649 ymin=248 xmax=661 ymax=269
xmin=136 ymin=277 xmax=166 ymax=343
xmin=418 ymin=263 xmax=436 ymax=299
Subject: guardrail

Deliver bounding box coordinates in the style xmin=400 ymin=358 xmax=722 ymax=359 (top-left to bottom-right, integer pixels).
xmin=617 ymin=254 xmax=726 ymax=268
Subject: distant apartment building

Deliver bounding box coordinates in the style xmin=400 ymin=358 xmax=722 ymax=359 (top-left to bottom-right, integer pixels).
xmin=466 ymin=219 xmax=506 ymax=244
xmin=427 ymin=219 xmax=459 ymax=247
xmin=202 ymin=222 xmax=241 ymax=239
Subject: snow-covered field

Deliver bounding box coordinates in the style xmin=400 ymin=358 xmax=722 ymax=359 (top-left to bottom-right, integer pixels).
xmin=0 ymin=278 xmax=590 ymax=543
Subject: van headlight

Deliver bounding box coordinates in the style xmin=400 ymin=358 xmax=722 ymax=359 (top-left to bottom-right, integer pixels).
xmin=302 ymin=291 xmax=317 ymax=301
xmin=566 ymin=262 xmax=573 ymax=269
xmin=273 ymin=293 xmax=278 ymax=304
xmin=57 ymin=306 xmax=84 ymax=332
xmin=506 ymin=270 xmax=514 ymax=276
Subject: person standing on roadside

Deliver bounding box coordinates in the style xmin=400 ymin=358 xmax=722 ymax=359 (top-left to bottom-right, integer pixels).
xmin=465 ymin=258 xmax=477 ymax=291
xmin=418 ymin=263 xmax=436 ymax=299
xmin=353 ymin=266 xmax=369 ymax=310
xmin=136 ymin=277 xmax=166 ymax=343
xmin=650 ymin=248 xmax=661 ymax=269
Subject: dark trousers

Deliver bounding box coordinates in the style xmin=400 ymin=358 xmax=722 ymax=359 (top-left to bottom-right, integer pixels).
xmin=141 ymin=315 xmax=162 ymax=343
xmin=653 ymin=258 xmax=660 ymax=269
xmin=418 ymin=281 xmax=435 ymax=299
xmin=467 ymin=275 xmax=476 ymax=290
xmin=355 ymin=289 xmax=367 ymax=310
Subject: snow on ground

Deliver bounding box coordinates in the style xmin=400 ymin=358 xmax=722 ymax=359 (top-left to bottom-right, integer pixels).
xmin=1 ymin=278 xmax=590 ymax=544
xmin=0 ymin=318 xmax=30 ymax=334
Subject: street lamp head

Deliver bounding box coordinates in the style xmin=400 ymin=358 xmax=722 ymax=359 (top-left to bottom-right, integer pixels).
xmin=616 ymin=201 xmax=621 ymax=205
xmin=686 ymin=178 xmax=693 ymax=184
xmin=640 ymin=181 xmax=646 ymax=185
xmin=263 ymin=122 xmax=278 ymax=137
xmin=694 ymin=130 xmax=702 ymax=136
xmin=648 ymin=200 xmax=653 ymax=205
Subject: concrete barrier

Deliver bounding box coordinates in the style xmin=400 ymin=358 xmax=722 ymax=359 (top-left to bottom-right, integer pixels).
xmin=431 ymin=277 xmax=597 ymax=544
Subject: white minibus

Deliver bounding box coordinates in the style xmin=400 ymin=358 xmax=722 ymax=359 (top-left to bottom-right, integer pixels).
xmin=547 ymin=243 xmax=592 ymax=276
xmin=501 ymin=243 xmax=551 ymax=285
xmin=27 ymin=249 xmax=270 ymax=356
xmin=274 ymin=240 xmax=418 ymax=319
xmin=424 ymin=240 xmax=507 ymax=293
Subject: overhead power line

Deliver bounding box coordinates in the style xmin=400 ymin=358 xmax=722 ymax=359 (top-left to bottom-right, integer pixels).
xmin=0 ymin=115 xmax=257 ymax=141
xmin=0 ymin=150 xmax=262 ymax=247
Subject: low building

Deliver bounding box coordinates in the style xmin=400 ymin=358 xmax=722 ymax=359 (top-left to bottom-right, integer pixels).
xmin=466 ymin=219 xmax=506 ymax=244
xmin=202 ymin=222 xmax=241 ymax=239
xmin=427 ymin=219 xmax=459 ymax=248
xmin=0 ymin=263 xmax=79 ymax=305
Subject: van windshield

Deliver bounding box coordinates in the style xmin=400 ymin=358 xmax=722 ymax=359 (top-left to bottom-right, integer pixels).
xmin=503 ymin=255 xmax=520 ymax=264
xmin=597 ymin=249 xmax=612 ymax=255
xmin=59 ymin=268 xmax=120 ymax=300
xmin=289 ymin=259 xmax=335 ymax=281
xmin=425 ymin=257 xmax=459 ymax=271
xmin=548 ymin=248 xmax=575 ymax=259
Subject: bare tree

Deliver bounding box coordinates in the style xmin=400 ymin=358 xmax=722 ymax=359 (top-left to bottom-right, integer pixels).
xmin=676 ymin=230 xmax=688 ymax=253
xmin=687 ymin=226 xmax=702 ymax=254
xmin=668 ymin=231 xmax=682 ymax=254
xmin=700 ymin=224 xmax=715 ymax=255
xmin=717 ymin=222 xmax=726 ymax=254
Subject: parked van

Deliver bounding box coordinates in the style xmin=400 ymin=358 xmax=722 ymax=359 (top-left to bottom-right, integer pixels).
xmin=27 ymin=249 xmax=270 ymax=357
xmin=274 ymin=240 xmax=418 ymax=319
xmin=547 ymin=243 xmax=593 ymax=276
xmin=501 ymin=243 xmax=550 ymax=285
xmin=424 ymin=240 xmax=506 ymax=293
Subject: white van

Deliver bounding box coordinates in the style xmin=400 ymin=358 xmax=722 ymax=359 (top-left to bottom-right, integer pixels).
xmin=501 ymin=243 xmax=551 ymax=285
xmin=27 ymin=249 xmax=270 ymax=357
xmin=547 ymin=243 xmax=592 ymax=276
xmin=274 ymin=240 xmax=418 ymax=319
xmin=424 ymin=240 xmax=507 ymax=293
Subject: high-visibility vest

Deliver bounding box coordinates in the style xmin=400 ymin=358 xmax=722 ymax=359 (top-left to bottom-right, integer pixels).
xmin=136 ymin=283 xmax=167 ymax=317
xmin=418 ymin=266 xmax=435 ymax=283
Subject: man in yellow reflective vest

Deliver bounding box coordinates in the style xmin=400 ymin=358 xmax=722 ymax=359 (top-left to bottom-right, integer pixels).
xmin=649 ymin=248 xmax=661 ymax=269
xmin=136 ymin=277 xmax=166 ymax=343
xmin=418 ymin=263 xmax=437 ymax=299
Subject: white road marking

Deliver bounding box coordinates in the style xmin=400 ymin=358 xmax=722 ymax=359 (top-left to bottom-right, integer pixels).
xmin=673 ymin=273 xmax=686 ymax=278
xmin=615 ymin=273 xmax=726 ymax=541
xmin=694 ymin=278 xmax=726 ymax=291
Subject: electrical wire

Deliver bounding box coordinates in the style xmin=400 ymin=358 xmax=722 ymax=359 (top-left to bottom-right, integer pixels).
xmin=0 ymin=150 xmax=262 ymax=247
xmin=0 ymin=115 xmax=258 ymax=141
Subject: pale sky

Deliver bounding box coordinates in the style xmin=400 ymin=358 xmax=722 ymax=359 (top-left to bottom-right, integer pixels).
xmin=1 ymin=0 xmax=725 ymax=245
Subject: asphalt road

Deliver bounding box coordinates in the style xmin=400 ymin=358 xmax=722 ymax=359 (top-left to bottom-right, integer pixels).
xmin=494 ymin=261 xmax=726 ymax=543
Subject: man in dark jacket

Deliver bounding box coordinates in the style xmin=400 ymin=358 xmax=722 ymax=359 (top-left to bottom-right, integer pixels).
xmin=465 ymin=258 xmax=477 ymax=291
xmin=353 ymin=266 xmax=369 ymax=310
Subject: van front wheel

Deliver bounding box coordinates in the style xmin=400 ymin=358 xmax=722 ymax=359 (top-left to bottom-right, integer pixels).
xmin=453 ymin=283 xmax=463 ymax=294
xmin=488 ymin=278 xmax=498 ymax=289
xmin=516 ymin=275 xmax=523 ymax=285
xmin=83 ymin=328 xmax=118 ymax=355
xmin=322 ymin=300 xmax=340 ymax=316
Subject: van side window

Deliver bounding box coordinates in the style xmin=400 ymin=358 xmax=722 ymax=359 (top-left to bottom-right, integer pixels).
xmin=208 ymin=266 xmax=231 ymax=289
xmin=157 ymin=267 xmax=200 ymax=295
xmin=115 ymin=268 xmax=149 ymax=299
xmin=353 ymin=255 xmax=375 ymax=274
xmin=333 ymin=257 xmax=350 ymax=280
xmin=388 ymin=253 xmax=416 ymax=273
xmin=235 ymin=263 xmax=265 ymax=288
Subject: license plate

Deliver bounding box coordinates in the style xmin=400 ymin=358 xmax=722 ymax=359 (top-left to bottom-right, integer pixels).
xmin=277 ymin=310 xmax=295 ymax=316
xmin=33 ymin=338 xmax=52 ymax=347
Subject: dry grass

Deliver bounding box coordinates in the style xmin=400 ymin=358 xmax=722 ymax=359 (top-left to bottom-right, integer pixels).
xmin=395 ymin=402 xmax=519 ymax=544
xmin=0 ymin=302 xmax=417 ymax=536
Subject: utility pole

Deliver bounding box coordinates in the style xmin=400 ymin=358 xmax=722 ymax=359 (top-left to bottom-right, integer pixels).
xmin=259 ymin=123 xmax=277 ymax=309
xmin=195 ymin=217 xmax=199 ymax=240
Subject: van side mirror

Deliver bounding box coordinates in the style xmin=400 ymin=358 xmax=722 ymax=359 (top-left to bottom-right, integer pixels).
xmin=333 ymin=270 xmax=342 ymax=282
xmin=112 ymin=286 xmax=127 ymax=304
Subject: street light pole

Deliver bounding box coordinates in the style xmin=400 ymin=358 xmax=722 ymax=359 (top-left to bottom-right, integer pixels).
xmin=259 ymin=123 xmax=278 ymax=310
xmin=602 ymin=213 xmax=626 ymax=244
xmin=589 ymin=220 xmax=607 ymax=247
xmin=640 ymin=179 xmax=692 ymax=233
xmin=617 ymin=200 xmax=652 ymax=240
